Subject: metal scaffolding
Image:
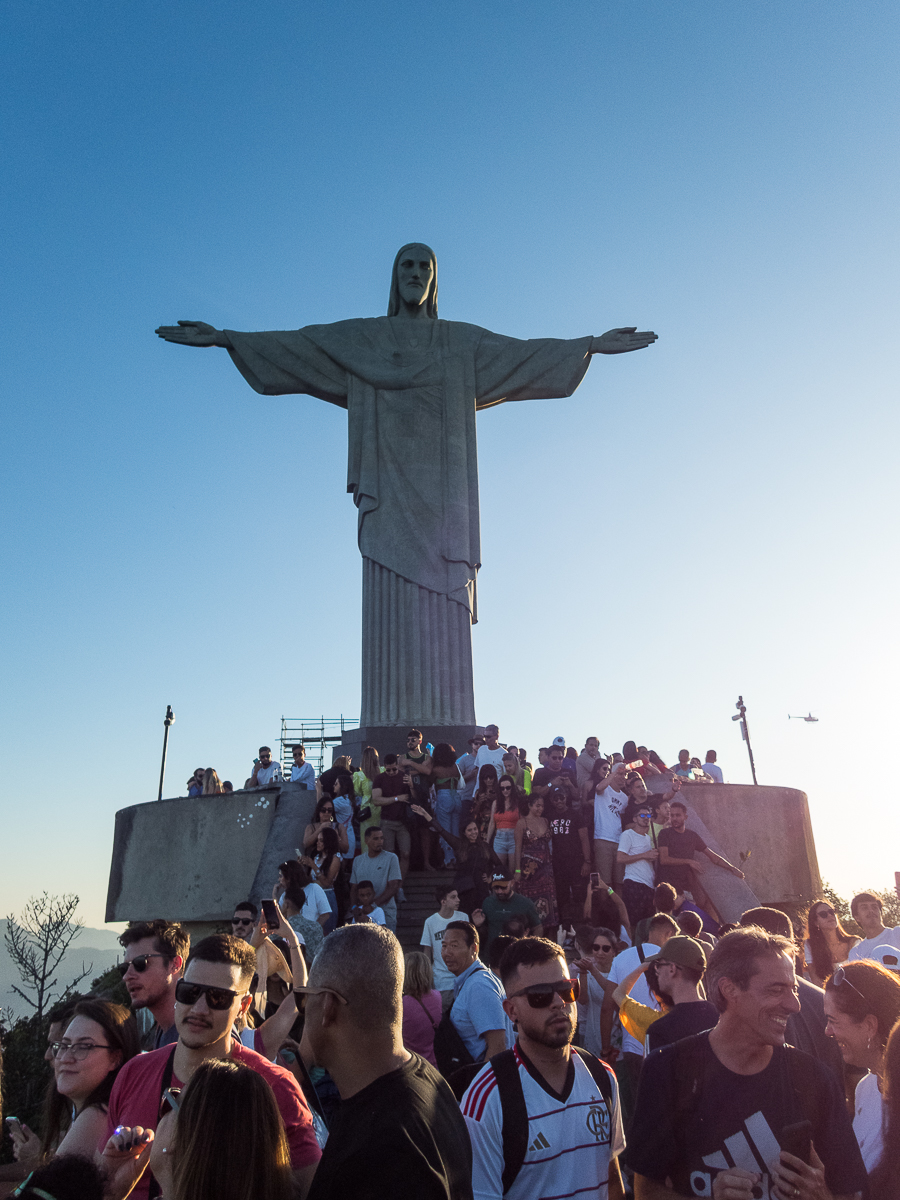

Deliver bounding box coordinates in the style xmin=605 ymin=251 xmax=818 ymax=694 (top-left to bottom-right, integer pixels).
xmin=279 ymin=716 xmax=358 ymax=780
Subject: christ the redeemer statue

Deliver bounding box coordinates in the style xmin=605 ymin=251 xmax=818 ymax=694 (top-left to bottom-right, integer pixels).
xmin=157 ymin=244 xmax=657 ymax=729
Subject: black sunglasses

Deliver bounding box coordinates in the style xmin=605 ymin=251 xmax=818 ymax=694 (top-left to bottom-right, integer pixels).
xmin=175 ymin=979 xmax=242 ymax=1010
xmin=116 ymin=953 xmax=168 ymax=977
xmin=231 ymin=917 xmax=254 ymax=925
xmin=592 ymin=943 xmax=613 ymax=953
xmin=509 ymin=978 xmax=580 ymax=1008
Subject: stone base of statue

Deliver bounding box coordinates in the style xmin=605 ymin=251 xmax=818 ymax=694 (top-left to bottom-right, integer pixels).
xmin=332 ymin=723 xmax=484 ymax=766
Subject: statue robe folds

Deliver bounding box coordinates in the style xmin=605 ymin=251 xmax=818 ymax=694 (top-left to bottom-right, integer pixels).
xmin=224 ymin=317 xmax=593 ymax=726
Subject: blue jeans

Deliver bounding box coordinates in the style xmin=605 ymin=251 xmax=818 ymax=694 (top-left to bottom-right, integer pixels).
xmin=434 ymin=789 xmax=461 ymax=862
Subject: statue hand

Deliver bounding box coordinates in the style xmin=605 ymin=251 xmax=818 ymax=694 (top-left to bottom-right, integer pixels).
xmin=155 ymin=320 xmax=224 ymax=347
xmin=592 ymin=327 xmax=658 ymax=355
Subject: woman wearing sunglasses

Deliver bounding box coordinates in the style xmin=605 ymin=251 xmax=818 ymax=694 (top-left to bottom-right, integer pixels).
xmin=301 ymin=797 xmax=350 ymax=858
xmin=9 ymin=1000 xmax=139 ymax=1170
xmin=804 ymin=899 xmax=860 ymax=988
xmin=823 ymin=960 xmax=900 ymax=1180
xmin=571 ymin=926 xmax=622 ymax=1061
xmin=486 ymin=774 xmax=521 ymax=879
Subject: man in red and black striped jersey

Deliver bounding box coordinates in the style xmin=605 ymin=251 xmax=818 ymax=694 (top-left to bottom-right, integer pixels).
xmin=461 ymin=937 xmax=625 ymax=1200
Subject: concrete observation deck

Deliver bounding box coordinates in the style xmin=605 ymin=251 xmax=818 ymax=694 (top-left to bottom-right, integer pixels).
xmin=107 ymin=778 xmax=821 ymax=938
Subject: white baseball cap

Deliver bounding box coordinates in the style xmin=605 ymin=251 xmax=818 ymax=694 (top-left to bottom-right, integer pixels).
xmin=871 ymin=945 xmax=900 ymax=972
xmin=552 ymin=736 xmax=566 ymax=748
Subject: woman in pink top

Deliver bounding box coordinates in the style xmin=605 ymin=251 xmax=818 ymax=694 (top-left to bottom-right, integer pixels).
xmin=401 ymin=951 xmax=442 ymax=1067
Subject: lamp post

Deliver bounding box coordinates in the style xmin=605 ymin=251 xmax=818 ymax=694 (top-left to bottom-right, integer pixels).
xmin=731 ymin=695 xmax=758 ymax=785
xmin=157 ymin=705 xmax=175 ymax=802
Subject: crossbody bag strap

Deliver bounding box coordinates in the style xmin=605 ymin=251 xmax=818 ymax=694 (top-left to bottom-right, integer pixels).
xmin=413 ymin=995 xmax=439 ymax=1029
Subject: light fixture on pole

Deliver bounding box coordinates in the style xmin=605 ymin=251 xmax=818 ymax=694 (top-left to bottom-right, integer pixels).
xmin=731 ymin=695 xmax=758 ymax=785
xmin=158 ymin=705 xmax=175 ymax=802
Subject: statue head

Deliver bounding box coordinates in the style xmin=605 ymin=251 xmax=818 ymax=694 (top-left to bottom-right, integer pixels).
xmin=387 ymin=243 xmax=438 ymax=318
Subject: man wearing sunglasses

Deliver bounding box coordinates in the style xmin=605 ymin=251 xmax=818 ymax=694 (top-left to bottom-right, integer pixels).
xmin=626 ymin=927 xmax=866 ymax=1200
xmin=462 ymin=936 xmax=625 ymax=1200
xmin=104 ymin=934 xmax=320 ymax=1199
xmin=118 ymin=920 xmax=190 ymax=1050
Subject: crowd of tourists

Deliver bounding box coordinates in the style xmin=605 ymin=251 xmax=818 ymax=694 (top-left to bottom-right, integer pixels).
xmin=4 ymin=728 xmax=900 ymax=1200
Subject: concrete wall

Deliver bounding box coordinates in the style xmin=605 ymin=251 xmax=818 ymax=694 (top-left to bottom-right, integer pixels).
xmin=646 ymin=779 xmax=821 ymax=919
xmin=106 ymin=778 xmax=820 ymax=929
xmin=106 ymin=784 xmax=318 ymax=924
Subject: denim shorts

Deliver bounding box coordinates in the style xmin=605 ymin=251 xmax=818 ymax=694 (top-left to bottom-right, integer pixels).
xmin=493 ymin=828 xmax=516 ymax=855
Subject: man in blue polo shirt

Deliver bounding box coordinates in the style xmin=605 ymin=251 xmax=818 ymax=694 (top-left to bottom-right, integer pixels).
xmin=441 ymin=921 xmax=508 ymax=1062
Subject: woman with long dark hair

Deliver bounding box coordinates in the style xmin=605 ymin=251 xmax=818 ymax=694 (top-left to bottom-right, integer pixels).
xmin=823 ymin=960 xmax=900 ymax=1179
xmin=302 ymin=796 xmax=350 ymax=857
xmin=514 ymin=793 xmax=558 ymax=928
xmin=301 ymin=826 xmax=342 ymax=934
xmin=10 ymin=1000 xmax=139 ymax=1168
xmin=274 ymin=860 xmax=328 ymax=961
xmin=331 ymin=771 xmax=358 ymax=860
xmin=105 ymin=1059 xmax=294 ymax=1200
xmin=469 ymin=764 xmax=499 ymax=834
xmin=486 ymin=774 xmax=521 ymax=878
xmin=412 ymin=806 xmax=501 ymax=913
xmin=804 ymin=899 xmax=859 ymax=987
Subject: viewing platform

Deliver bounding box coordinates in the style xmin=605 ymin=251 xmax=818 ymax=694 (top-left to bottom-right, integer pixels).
xmin=107 ymin=779 xmax=821 ymax=940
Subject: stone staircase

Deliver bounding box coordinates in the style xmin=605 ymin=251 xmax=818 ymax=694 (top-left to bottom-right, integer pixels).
xmin=395 ymin=869 xmax=449 ymax=952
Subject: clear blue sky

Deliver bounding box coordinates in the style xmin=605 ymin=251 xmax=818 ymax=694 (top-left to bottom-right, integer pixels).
xmin=2 ymin=2 xmax=898 ymax=928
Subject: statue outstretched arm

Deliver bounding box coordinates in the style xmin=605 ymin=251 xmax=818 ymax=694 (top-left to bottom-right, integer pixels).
xmin=155 ymin=320 xmax=231 ymax=349
xmin=590 ymin=327 xmax=658 ymax=355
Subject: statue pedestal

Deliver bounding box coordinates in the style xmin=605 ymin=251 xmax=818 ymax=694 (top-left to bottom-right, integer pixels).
xmin=332 ymin=724 xmax=484 ymax=765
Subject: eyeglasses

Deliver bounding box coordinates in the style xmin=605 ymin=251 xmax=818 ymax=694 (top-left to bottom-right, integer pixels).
xmin=231 ymin=917 xmax=253 ymax=926
xmin=832 ymin=965 xmax=867 ymax=1001
xmin=51 ymin=1041 xmax=113 ymax=1060
xmin=499 ymin=784 xmax=513 ymax=792
xmin=509 ymin=978 xmax=580 ymax=1008
xmin=636 ymin=811 xmax=652 ymax=820
xmin=175 ymin=979 xmax=242 ymax=1010
xmin=592 ymin=943 xmax=613 ymax=953
xmin=116 ymin=953 xmax=168 ymax=976
xmin=293 ymin=985 xmax=349 ymax=1005
xmin=816 ymin=906 xmax=835 ymax=917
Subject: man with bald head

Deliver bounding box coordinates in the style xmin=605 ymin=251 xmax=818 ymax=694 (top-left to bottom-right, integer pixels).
xmin=300 ymin=923 xmax=472 ymax=1200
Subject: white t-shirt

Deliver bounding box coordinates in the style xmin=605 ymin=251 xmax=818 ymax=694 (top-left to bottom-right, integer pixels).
xmin=593 ymin=786 xmax=630 ymax=842
xmin=849 ymin=926 xmax=900 ymax=962
xmin=473 ymin=744 xmax=508 ymax=777
xmin=607 ymin=944 xmax=661 ymax=1056
xmin=300 ymin=881 xmax=332 ymax=925
xmin=257 ymin=762 xmax=282 ymax=786
xmin=618 ymin=829 xmax=655 ymax=888
xmin=421 ymin=910 xmax=471 ymax=991
xmin=702 ymin=761 xmax=724 ymax=783
xmin=462 ymin=1045 xmax=625 ymax=1200
xmin=853 ymin=1071 xmax=885 ymax=1173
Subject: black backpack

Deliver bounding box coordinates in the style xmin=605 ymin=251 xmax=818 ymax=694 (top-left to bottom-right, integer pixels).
xmin=457 ymin=1046 xmax=615 ymax=1194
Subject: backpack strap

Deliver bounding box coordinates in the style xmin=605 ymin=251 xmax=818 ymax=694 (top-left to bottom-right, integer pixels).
xmin=490 ymin=1049 xmax=529 ymax=1195
xmin=571 ymin=1046 xmax=614 ymax=1106
xmin=492 ymin=1045 xmax=615 ymax=1195
xmin=636 ymin=943 xmax=646 ymax=963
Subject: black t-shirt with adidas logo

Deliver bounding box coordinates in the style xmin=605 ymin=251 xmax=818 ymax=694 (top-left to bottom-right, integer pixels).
xmin=625 ymin=1033 xmax=865 ymax=1198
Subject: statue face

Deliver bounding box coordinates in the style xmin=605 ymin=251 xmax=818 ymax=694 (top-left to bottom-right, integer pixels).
xmin=396 ymin=247 xmax=435 ymax=309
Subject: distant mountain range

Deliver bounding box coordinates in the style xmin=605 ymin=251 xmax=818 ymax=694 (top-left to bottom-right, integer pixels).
xmin=0 ymin=920 xmax=123 ymax=1021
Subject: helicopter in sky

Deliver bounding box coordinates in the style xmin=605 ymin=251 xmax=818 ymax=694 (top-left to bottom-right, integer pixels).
xmin=788 ymin=713 xmax=819 ymax=722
